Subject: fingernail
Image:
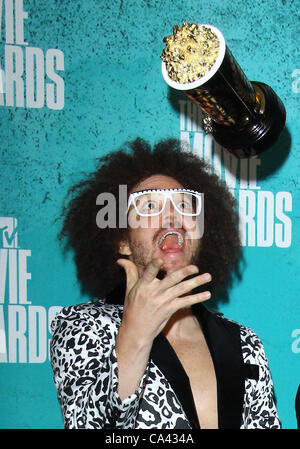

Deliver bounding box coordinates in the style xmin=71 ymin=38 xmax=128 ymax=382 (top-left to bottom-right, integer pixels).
xmin=203 ymin=291 xmax=211 ymax=299
xmin=202 ymin=273 xmax=212 ymax=282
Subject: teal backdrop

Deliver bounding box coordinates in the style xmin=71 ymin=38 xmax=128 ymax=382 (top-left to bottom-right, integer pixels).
xmin=0 ymin=0 xmax=299 ymax=429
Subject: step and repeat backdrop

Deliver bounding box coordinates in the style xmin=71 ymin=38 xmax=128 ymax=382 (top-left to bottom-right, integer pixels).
xmin=0 ymin=0 xmax=299 ymax=429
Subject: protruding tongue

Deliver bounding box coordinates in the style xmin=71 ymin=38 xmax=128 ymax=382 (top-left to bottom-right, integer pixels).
xmin=159 ymin=234 xmax=183 ymax=251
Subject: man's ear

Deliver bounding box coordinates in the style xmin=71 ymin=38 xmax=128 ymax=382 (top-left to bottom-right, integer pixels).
xmin=118 ymin=239 xmax=132 ymax=256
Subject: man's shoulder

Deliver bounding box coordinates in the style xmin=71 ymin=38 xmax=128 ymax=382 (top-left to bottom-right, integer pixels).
xmin=201 ymin=307 xmax=265 ymax=368
xmin=199 ymin=304 xmax=260 ymax=341
xmin=50 ymin=299 xmax=123 ymax=333
xmin=208 ymin=308 xmax=265 ymax=357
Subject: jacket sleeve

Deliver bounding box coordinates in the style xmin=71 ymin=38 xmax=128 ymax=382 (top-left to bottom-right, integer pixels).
xmin=50 ymin=303 xmax=149 ymax=429
xmin=241 ymin=326 xmax=281 ymax=429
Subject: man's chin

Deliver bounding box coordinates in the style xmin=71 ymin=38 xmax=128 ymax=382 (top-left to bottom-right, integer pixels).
xmin=158 ymin=259 xmax=188 ymax=277
xmin=158 ymin=249 xmax=190 ymax=271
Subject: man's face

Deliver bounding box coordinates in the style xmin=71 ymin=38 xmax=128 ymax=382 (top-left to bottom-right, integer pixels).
xmin=119 ymin=175 xmax=202 ymax=277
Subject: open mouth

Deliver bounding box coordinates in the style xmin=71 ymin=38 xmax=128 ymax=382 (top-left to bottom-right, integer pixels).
xmin=157 ymin=230 xmax=185 ymax=251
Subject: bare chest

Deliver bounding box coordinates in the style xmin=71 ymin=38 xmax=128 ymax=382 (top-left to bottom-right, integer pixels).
xmin=168 ymin=334 xmax=218 ymax=429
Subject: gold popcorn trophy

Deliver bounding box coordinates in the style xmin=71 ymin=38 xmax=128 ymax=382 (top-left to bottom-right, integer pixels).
xmin=161 ymin=23 xmax=286 ymax=158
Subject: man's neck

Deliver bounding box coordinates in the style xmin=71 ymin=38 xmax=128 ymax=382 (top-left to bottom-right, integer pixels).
xmin=163 ymin=307 xmax=202 ymax=341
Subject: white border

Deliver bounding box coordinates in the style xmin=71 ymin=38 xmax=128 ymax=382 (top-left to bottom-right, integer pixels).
xmin=161 ymin=24 xmax=226 ymax=91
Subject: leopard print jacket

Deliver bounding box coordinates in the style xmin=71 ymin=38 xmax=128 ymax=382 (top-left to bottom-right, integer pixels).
xmin=50 ymin=299 xmax=281 ymax=429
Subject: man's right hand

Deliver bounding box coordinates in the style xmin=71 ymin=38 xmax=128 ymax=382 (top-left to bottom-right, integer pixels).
xmin=117 ymin=257 xmax=212 ymax=344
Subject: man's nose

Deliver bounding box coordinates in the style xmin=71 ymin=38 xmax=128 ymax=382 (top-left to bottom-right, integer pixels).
xmin=161 ymin=200 xmax=181 ymax=227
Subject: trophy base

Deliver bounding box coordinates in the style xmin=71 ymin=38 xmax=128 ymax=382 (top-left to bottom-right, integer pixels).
xmin=209 ymin=82 xmax=286 ymax=158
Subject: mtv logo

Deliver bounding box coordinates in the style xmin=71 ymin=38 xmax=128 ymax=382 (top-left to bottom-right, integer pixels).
xmin=0 ymin=217 xmax=18 ymax=248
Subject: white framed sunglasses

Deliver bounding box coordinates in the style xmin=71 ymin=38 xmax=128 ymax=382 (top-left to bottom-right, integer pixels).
xmin=127 ymin=188 xmax=203 ymax=217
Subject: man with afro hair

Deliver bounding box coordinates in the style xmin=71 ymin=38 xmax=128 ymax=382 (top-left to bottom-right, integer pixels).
xmin=50 ymin=138 xmax=280 ymax=429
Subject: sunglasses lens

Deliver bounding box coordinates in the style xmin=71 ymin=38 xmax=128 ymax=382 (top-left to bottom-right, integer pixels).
xmin=172 ymin=192 xmax=201 ymax=215
xmin=134 ymin=192 xmax=164 ymax=215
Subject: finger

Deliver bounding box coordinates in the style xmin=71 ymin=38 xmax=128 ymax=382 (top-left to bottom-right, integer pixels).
xmin=169 ymin=272 xmax=212 ymax=298
xmin=141 ymin=258 xmax=164 ymax=283
xmin=117 ymin=258 xmax=139 ymax=294
xmin=159 ymin=264 xmax=200 ymax=290
xmin=174 ymin=290 xmax=211 ymax=310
